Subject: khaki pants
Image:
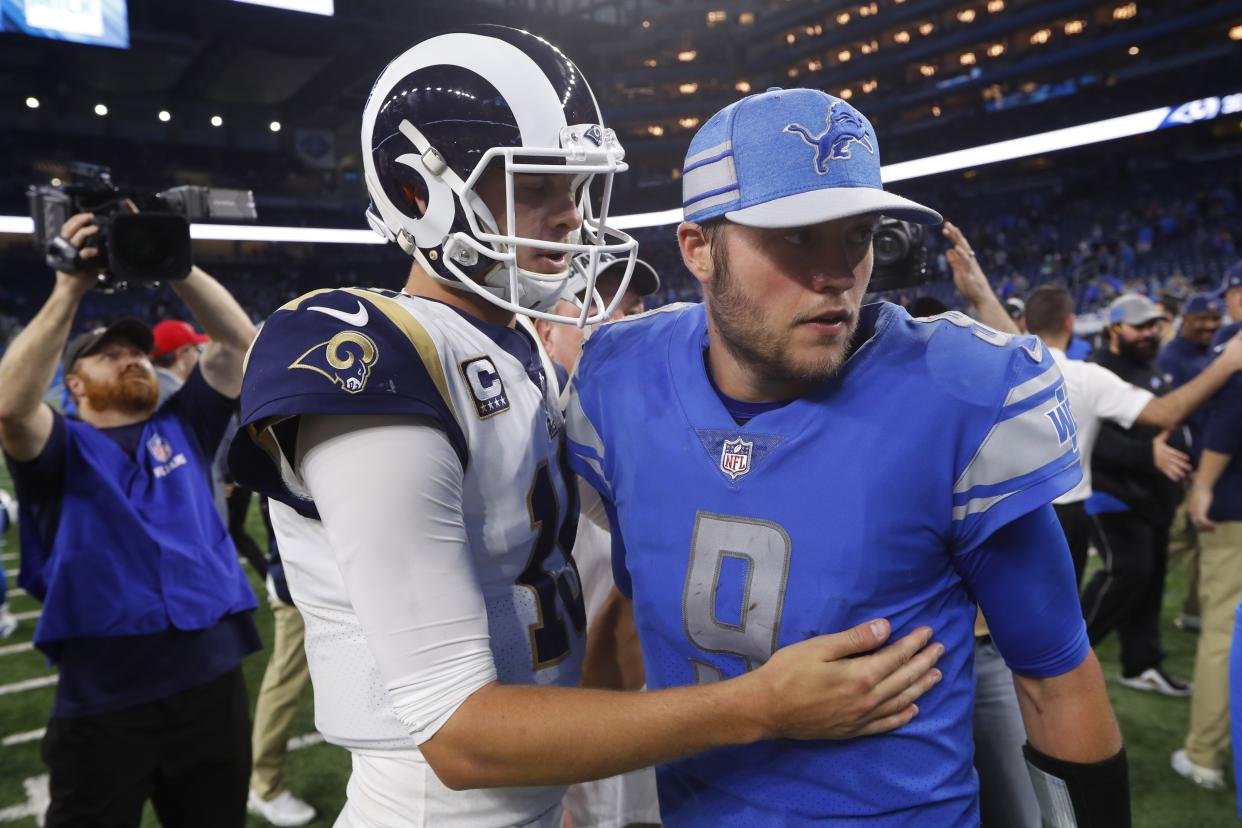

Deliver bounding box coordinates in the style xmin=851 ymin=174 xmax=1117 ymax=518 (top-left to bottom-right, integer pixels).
xmin=1168 ymin=499 xmax=1202 ymax=618
xmin=250 ymin=597 xmax=312 ymax=800
xmin=1184 ymin=521 xmax=1242 ymax=769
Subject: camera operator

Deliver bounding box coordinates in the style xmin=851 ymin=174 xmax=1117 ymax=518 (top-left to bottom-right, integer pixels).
xmin=0 ymin=211 xmax=261 ymax=828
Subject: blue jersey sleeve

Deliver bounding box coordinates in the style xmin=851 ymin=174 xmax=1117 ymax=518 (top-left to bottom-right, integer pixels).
xmin=229 ymin=288 xmax=466 ymax=517
xmin=949 ymin=333 xmax=1082 ymax=552
xmin=565 ymin=324 xmax=633 ymax=596
xmin=956 ymin=503 xmax=1090 ymax=677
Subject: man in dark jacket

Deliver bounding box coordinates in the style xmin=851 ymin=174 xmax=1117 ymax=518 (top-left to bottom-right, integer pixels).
xmin=1082 ymin=293 xmax=1194 ymax=696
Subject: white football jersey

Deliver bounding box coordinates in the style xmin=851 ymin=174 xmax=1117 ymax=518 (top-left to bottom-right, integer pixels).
xmin=236 ymin=288 xmax=585 ymax=827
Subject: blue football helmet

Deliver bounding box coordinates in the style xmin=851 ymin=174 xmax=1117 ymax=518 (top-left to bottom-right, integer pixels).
xmin=361 ymin=26 xmax=638 ymax=325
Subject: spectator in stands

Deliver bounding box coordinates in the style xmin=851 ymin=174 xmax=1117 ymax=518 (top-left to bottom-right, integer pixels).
xmin=0 ymin=211 xmax=260 ymax=828
xmin=1177 ymin=292 xmax=1242 ymax=790
xmin=1082 ymin=294 xmax=1226 ymax=696
xmin=0 ymin=489 xmax=17 ymax=639
xmin=534 ymin=253 xmax=663 ymax=828
xmin=1159 ymin=292 xmax=1226 ymax=633
xmin=248 ymin=496 xmax=315 ymax=827
xmin=151 ymin=319 xmax=209 ymax=406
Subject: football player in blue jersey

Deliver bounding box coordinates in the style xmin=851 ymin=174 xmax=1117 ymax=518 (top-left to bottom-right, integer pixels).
xmin=229 ymin=29 xmax=944 ymax=828
xmin=566 ymin=88 xmax=1129 ymax=827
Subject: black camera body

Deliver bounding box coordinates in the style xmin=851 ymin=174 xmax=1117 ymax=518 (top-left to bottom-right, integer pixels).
xmin=28 ymin=163 xmax=256 ymax=288
xmin=869 ymin=217 xmax=931 ymax=292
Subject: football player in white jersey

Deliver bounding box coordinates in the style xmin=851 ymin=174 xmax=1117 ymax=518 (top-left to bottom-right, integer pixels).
xmin=230 ymin=27 xmax=945 ymax=828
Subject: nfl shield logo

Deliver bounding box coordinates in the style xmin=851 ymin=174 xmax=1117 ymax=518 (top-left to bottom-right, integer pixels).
xmin=146 ymin=434 xmax=173 ymax=463
xmin=719 ymin=437 xmax=753 ymax=480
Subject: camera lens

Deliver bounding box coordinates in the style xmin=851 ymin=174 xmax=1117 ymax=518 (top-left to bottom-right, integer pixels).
xmin=873 ymin=227 xmax=908 ymax=266
xmin=109 ymin=213 xmax=192 ymax=283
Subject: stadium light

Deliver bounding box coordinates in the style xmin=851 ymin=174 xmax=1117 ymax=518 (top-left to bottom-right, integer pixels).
xmin=3 ymin=93 xmax=1239 ymax=238
xmin=269 ymin=120 xmax=282 ymax=132
xmin=158 ymin=110 xmax=171 ymax=122
xmin=1231 ymin=24 xmax=1242 ymax=40
xmin=211 ymin=115 xmax=224 ymax=127
xmin=94 ymin=103 xmax=108 ymax=116
xmin=880 ymin=107 xmax=1170 ymax=183
xmin=25 ymin=97 xmax=39 ymax=109
xmin=189 ymin=224 xmax=383 ymax=244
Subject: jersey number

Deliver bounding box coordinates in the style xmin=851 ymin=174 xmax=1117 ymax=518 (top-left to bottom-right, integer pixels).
xmin=518 ymin=461 xmax=586 ymax=669
xmin=683 ymin=512 xmax=792 ymax=683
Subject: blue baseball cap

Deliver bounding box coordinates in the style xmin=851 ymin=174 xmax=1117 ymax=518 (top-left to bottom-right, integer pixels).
xmin=1218 ymin=261 xmax=1242 ymax=295
xmin=1184 ymin=292 xmax=1224 ymax=316
xmin=681 ymin=87 xmax=941 ymax=228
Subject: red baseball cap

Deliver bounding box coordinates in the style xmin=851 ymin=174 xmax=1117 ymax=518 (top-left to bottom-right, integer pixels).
xmin=151 ymin=320 xmax=209 ymax=358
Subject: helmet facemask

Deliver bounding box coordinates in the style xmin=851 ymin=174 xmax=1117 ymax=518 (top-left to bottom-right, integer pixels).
xmin=361 ymin=27 xmax=639 ymax=326
xmin=370 ymin=118 xmax=638 ymax=327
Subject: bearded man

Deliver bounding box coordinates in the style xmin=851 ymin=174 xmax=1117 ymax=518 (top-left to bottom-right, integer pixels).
xmin=0 ymin=210 xmax=260 ymax=828
xmin=1081 ymin=294 xmax=1195 ymax=697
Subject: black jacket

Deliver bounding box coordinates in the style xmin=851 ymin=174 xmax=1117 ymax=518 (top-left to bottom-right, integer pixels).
xmin=1088 ymin=347 xmax=1186 ymax=528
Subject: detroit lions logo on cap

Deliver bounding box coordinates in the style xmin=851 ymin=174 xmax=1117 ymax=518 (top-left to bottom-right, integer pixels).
xmin=783 ymin=100 xmax=876 ymax=176
xmin=290 ymin=330 xmax=379 ymax=394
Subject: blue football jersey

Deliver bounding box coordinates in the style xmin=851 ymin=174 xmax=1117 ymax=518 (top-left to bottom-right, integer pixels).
xmin=566 ymin=301 xmax=1084 ymax=826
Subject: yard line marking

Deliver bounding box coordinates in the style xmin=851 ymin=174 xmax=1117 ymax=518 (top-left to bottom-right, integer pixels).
xmin=1 ymin=728 xmax=44 ymax=748
xmin=0 ymin=675 xmax=56 ymax=696
xmin=288 ymin=732 xmax=324 ymax=751
xmin=0 ymin=642 xmax=33 ymax=657
xmin=0 ymin=774 xmax=48 ymax=823
xmin=13 ymin=610 xmax=39 ymax=622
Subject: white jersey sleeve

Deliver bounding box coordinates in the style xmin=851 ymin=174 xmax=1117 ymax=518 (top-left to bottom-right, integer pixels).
xmin=1079 ymin=360 xmax=1154 ymax=429
xmin=297 ymin=413 xmax=498 ymax=745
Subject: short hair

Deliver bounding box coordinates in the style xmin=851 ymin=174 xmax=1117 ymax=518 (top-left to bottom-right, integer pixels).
xmin=151 ymin=350 xmax=178 ymax=369
xmin=1024 ymin=286 xmax=1075 ymax=337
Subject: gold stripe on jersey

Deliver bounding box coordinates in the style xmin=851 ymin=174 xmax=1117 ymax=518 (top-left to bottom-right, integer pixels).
xmin=276 ymin=288 xmax=336 ymax=313
xmin=341 ymin=288 xmax=460 ymax=425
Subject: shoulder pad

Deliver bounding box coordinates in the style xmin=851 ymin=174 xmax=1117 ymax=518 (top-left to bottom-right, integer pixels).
xmin=239 ymin=287 xmax=461 ymax=431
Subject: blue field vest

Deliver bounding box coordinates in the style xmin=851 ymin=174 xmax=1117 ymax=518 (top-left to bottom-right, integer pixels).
xmin=18 ymin=409 xmax=256 ymax=659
